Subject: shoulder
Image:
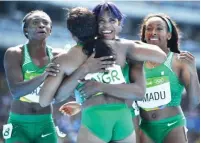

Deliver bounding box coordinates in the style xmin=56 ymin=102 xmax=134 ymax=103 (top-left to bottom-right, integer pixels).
xmin=52 ymin=45 xmax=87 ymax=74
xmin=62 ymin=45 xmax=85 ymax=59
xmin=51 ymin=48 xmax=66 ymax=56
xmin=4 ymin=45 xmax=23 ymax=61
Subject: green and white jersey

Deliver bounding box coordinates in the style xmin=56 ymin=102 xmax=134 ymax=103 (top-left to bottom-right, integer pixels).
xmin=75 ymin=63 xmax=130 ymax=104
xmin=19 ymin=44 xmax=53 ymax=103
xmin=84 ymin=64 xmax=129 ymax=84
xmin=137 ymin=52 xmax=184 ymax=111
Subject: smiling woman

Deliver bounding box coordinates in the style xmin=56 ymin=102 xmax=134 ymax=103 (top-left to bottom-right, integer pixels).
xmin=41 ymin=4 xmax=167 ymax=143
xmin=93 ymin=3 xmax=124 ymax=40
xmin=137 ymin=13 xmax=200 ymax=143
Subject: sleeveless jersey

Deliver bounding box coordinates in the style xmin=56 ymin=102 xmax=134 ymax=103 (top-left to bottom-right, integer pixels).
xmin=137 ymin=52 xmax=184 ymax=111
xmin=75 ymin=63 xmax=130 ymax=104
xmin=18 ymin=44 xmax=53 ymax=103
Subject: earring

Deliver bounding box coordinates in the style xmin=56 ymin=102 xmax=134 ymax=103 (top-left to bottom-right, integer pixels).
xmin=25 ymin=33 xmax=28 ymax=35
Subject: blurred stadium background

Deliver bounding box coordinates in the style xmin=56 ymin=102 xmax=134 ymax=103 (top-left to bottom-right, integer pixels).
xmin=0 ymin=1 xmax=200 ymax=143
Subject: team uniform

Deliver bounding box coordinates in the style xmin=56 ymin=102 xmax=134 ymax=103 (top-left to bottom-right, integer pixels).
xmin=3 ymin=44 xmax=57 ymax=143
xmin=137 ymin=52 xmax=185 ymax=143
xmin=75 ymin=57 xmax=135 ymax=142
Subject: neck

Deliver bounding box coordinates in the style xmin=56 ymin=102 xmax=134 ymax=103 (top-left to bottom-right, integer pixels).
xmin=27 ymin=40 xmax=47 ymax=57
xmin=147 ymin=46 xmax=169 ymax=67
xmin=160 ymin=45 xmax=170 ymax=55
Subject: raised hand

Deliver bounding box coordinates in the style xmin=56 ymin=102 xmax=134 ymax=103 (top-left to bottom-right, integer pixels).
xmin=44 ymin=62 xmax=60 ymax=77
xmin=82 ymin=51 xmax=115 ymax=74
xmin=78 ymin=80 xmax=102 ymax=99
xmin=178 ymin=51 xmax=197 ymax=73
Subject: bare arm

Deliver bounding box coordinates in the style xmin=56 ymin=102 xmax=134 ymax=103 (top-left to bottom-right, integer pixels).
xmin=54 ymin=53 xmax=115 ymax=103
xmin=129 ymin=61 xmax=146 ymax=99
xmin=54 ymin=67 xmax=86 ymax=103
xmin=179 ymin=51 xmax=200 ymax=111
xmin=39 ymin=61 xmax=65 ymax=107
xmin=39 ymin=47 xmax=87 ymax=107
xmin=99 ymin=62 xmax=146 ymax=100
xmin=4 ymin=47 xmax=47 ymax=99
xmin=127 ymin=41 xmax=167 ymax=63
xmin=80 ymin=61 xmax=146 ymax=100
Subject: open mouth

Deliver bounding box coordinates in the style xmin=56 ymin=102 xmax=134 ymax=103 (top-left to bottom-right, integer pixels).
xmin=101 ymin=30 xmax=114 ymax=39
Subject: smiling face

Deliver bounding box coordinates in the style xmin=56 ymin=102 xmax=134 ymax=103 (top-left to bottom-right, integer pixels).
xmin=144 ymin=17 xmax=171 ymax=49
xmin=24 ymin=12 xmax=52 ymax=41
xmin=98 ymin=9 xmax=121 ymax=40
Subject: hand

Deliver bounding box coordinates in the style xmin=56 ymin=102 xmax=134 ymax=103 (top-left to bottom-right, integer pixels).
xmin=178 ymin=51 xmax=197 ymax=73
xmin=43 ymin=62 xmax=60 ymax=78
xmin=78 ymin=80 xmax=102 ymax=99
xmin=59 ymin=101 xmax=81 ymax=116
xmin=82 ymin=52 xmax=115 ymax=75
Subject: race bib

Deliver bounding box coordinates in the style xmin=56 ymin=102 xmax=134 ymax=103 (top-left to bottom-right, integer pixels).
xmin=75 ymin=65 xmax=126 ymax=104
xmin=85 ymin=64 xmax=126 ymax=84
xmin=20 ymin=83 xmax=44 ymax=103
xmin=20 ymin=71 xmax=44 ymax=103
xmin=137 ymin=76 xmax=171 ymax=110
xmin=3 ymin=123 xmax=13 ymax=139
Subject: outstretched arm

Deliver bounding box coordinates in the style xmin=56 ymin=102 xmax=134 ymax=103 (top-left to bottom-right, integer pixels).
xmin=39 ymin=47 xmax=86 ymax=107
xmin=127 ymin=41 xmax=167 ymax=63
xmin=54 ymin=53 xmax=115 ymax=103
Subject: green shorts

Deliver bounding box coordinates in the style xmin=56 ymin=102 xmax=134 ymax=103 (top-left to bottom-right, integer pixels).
xmin=81 ymin=104 xmax=134 ymax=142
xmin=4 ymin=112 xmax=57 ymax=143
xmin=140 ymin=114 xmax=186 ymax=143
